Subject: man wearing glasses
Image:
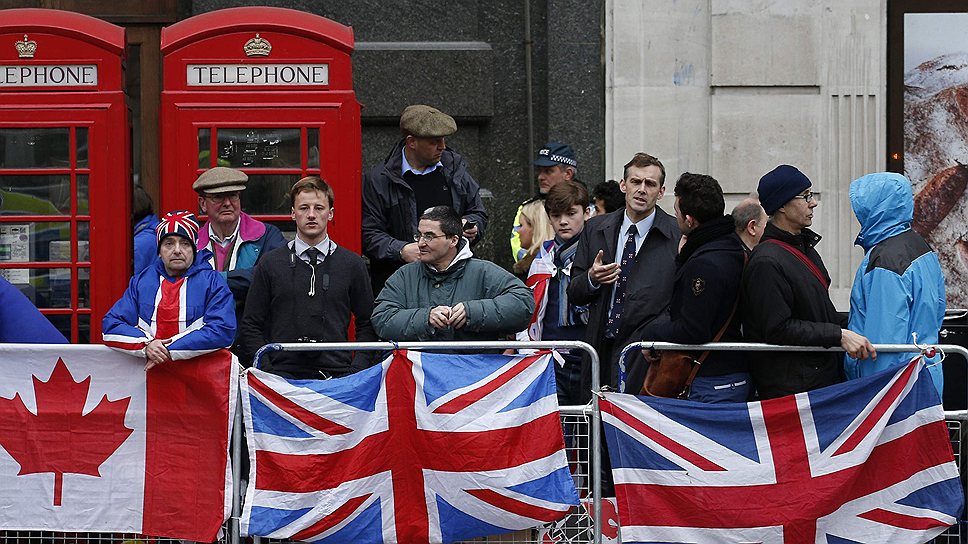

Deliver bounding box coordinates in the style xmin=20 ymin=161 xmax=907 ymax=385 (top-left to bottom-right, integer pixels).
xmin=372 ymin=205 xmax=533 ymax=342
xmin=193 ymin=167 xmax=286 ymax=354
xmin=741 ymin=164 xmax=875 ymax=399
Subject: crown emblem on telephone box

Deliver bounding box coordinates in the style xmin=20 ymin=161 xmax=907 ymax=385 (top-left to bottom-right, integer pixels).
xmin=16 ymin=35 xmax=37 ymax=58
xmin=243 ymin=34 xmax=271 ymax=57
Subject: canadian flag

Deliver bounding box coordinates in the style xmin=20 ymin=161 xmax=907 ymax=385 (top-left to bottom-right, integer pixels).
xmin=0 ymin=345 xmax=237 ymax=541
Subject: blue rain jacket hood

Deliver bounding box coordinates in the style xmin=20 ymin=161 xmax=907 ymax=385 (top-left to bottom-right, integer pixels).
xmin=845 ymin=172 xmax=945 ymax=396
xmin=850 ymin=172 xmax=913 ymax=251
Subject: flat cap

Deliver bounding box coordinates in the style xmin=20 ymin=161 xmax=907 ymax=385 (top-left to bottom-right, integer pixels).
xmin=192 ymin=167 xmax=248 ymax=194
xmin=399 ymin=105 xmax=457 ymax=138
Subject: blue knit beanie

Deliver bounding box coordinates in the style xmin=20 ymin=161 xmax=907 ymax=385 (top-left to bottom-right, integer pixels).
xmin=757 ymin=165 xmax=812 ymax=215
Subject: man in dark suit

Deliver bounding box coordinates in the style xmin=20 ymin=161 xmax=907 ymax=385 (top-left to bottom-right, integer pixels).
xmin=568 ymin=152 xmax=680 ymax=398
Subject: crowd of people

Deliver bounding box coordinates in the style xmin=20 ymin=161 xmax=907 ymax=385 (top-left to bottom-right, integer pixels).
xmin=103 ymin=103 xmax=947 ymax=409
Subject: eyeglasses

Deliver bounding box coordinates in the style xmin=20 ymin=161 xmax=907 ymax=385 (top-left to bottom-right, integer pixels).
xmin=203 ymin=192 xmax=241 ymax=203
xmin=792 ymin=191 xmax=816 ymax=202
xmin=414 ymin=232 xmax=451 ymax=243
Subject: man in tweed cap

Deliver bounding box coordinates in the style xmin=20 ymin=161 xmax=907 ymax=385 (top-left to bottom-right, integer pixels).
xmin=362 ymin=104 xmax=488 ymax=293
xmin=193 ymin=166 xmax=285 ymax=354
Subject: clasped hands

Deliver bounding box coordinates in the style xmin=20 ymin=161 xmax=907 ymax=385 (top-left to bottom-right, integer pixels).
xmin=144 ymin=338 xmax=173 ymax=371
xmin=428 ymin=303 xmax=468 ymax=330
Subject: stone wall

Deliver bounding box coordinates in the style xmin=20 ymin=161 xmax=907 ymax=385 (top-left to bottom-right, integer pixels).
xmin=605 ymin=0 xmax=886 ymax=308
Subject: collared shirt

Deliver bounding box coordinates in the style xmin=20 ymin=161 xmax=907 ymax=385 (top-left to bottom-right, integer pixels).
xmin=614 ymin=209 xmax=656 ymax=264
xmin=293 ymin=235 xmax=334 ymax=264
xmin=208 ymin=220 xmax=240 ymax=271
xmin=208 ymin=219 xmax=240 ymax=247
xmin=587 ymin=209 xmax=657 ymax=291
xmin=401 ymin=149 xmax=442 ymax=176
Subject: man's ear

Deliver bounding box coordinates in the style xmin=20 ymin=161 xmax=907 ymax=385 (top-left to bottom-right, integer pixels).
xmin=746 ymin=219 xmax=757 ymax=235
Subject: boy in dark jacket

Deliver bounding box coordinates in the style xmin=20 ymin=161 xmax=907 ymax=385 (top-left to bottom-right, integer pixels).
xmin=239 ymin=177 xmax=377 ymax=378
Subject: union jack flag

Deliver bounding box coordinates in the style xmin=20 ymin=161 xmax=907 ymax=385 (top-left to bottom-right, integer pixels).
xmin=601 ymin=356 xmax=963 ymax=543
xmin=240 ymin=350 xmax=579 ymax=543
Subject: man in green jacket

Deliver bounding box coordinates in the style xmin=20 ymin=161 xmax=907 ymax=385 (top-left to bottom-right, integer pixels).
xmin=373 ymin=206 xmax=534 ymax=342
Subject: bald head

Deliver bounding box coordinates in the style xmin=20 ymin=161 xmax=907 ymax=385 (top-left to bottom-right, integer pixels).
xmin=732 ymin=197 xmax=767 ymax=250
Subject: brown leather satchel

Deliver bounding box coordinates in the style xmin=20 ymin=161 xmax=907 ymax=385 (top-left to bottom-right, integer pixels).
xmin=640 ymin=297 xmax=740 ymax=399
xmin=640 ymin=350 xmax=703 ymax=398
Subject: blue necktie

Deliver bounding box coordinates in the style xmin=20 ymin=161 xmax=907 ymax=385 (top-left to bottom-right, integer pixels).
xmin=605 ymin=224 xmax=638 ymax=338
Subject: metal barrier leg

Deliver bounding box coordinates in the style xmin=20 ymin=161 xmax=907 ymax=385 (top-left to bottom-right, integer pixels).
xmin=231 ymin=385 xmax=243 ymax=544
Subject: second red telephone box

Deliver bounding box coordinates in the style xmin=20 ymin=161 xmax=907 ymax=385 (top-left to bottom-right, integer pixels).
xmin=160 ymin=6 xmax=361 ymax=249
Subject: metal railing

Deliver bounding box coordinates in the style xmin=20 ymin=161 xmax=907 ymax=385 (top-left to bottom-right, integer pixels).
xmin=1 ymin=341 xmax=965 ymax=544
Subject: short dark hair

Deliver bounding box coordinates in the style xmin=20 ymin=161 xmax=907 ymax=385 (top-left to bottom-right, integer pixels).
xmin=591 ymin=180 xmax=624 ymax=213
xmin=545 ymin=180 xmax=590 ymax=215
xmin=732 ymin=197 xmax=765 ymax=233
xmin=673 ymin=172 xmax=725 ymax=224
xmin=623 ymin=153 xmax=666 ymax=185
xmin=420 ymin=205 xmax=463 ymax=237
xmin=289 ymin=176 xmax=335 ymax=208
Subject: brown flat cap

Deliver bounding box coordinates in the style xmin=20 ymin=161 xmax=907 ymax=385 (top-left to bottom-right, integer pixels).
xmin=399 ymin=105 xmax=457 ymax=138
xmin=192 ymin=167 xmax=248 ymax=194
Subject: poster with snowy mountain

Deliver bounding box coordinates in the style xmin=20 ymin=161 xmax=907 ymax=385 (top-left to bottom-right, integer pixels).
xmin=904 ymin=12 xmax=968 ymax=306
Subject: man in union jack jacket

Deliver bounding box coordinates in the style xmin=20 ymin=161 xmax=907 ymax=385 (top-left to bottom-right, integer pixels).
xmin=102 ymin=211 xmax=236 ymax=370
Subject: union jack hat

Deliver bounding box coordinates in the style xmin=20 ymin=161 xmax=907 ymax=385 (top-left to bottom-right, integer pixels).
xmin=155 ymin=210 xmax=199 ymax=251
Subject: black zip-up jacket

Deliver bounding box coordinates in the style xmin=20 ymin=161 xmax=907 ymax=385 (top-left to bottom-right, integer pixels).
xmin=741 ymin=222 xmax=846 ymax=399
xmin=362 ymin=140 xmax=488 ymax=291
xmin=642 ymin=217 xmax=747 ymax=377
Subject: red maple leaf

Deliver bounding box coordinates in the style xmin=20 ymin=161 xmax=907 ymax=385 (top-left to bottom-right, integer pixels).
xmin=0 ymin=358 xmax=133 ymax=506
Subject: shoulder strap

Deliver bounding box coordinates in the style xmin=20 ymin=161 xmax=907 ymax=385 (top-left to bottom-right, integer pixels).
xmin=684 ymin=251 xmax=748 ymax=389
xmin=763 ymin=238 xmax=829 ymax=290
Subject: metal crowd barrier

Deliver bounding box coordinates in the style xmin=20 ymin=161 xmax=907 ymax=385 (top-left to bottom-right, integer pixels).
xmin=5 ymin=340 xmax=965 ymax=544
xmin=939 ymin=410 xmax=968 ymax=543
xmin=252 ymin=341 xmax=603 ymax=544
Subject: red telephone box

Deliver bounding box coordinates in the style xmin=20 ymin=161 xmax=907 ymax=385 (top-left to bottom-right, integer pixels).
xmin=0 ymin=9 xmax=130 ymax=343
xmin=160 ymin=7 xmax=361 ymax=250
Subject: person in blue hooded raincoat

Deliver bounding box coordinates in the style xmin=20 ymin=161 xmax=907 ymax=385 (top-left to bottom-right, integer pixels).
xmin=845 ymin=172 xmax=945 ymax=395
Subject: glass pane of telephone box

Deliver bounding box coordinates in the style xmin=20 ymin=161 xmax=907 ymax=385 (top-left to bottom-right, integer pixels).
xmin=2 ymin=267 xmax=73 ymax=308
xmin=198 ymin=128 xmax=211 ymax=168
xmin=0 ymin=128 xmax=70 ymax=168
xmin=215 ymin=128 xmax=301 ymax=169
xmin=77 ymin=222 xmax=90 ymax=261
xmin=307 ymin=128 xmax=320 ymax=169
xmin=240 ymin=174 xmax=300 ymax=215
xmin=0 ymin=175 xmax=72 ymax=215
xmin=78 ymin=267 xmax=90 ymax=308
xmin=44 ymin=314 xmax=87 ymax=343
xmin=77 ymin=175 xmax=89 ymax=214
xmin=0 ymin=222 xmax=71 ymax=263
xmin=45 ymin=314 xmax=72 ymax=342
xmin=75 ymin=127 xmax=88 ymax=169
xmin=77 ymin=314 xmax=89 ymax=343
